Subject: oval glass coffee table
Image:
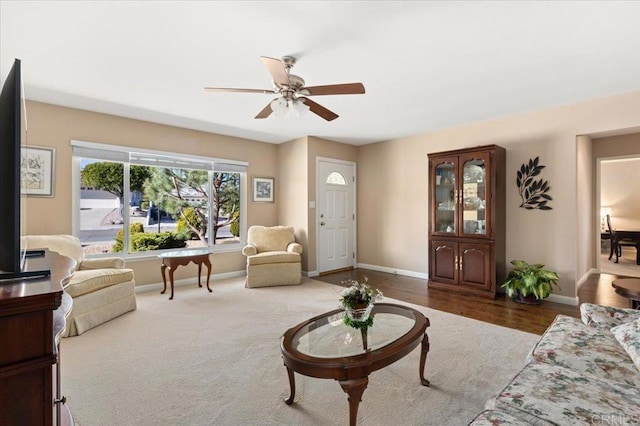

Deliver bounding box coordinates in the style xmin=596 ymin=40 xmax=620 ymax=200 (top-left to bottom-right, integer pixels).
xmin=280 ymin=303 xmax=430 ymax=426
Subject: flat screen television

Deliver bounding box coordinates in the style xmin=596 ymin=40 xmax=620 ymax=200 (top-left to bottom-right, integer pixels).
xmin=0 ymin=58 xmax=49 ymax=280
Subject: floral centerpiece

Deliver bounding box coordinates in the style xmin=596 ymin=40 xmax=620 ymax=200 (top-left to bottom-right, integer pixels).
xmin=339 ymin=276 xmax=383 ymax=329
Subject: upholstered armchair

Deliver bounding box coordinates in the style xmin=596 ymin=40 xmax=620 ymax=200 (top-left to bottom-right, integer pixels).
xmin=242 ymin=226 xmax=302 ymax=288
xmin=22 ymin=234 xmax=136 ymax=337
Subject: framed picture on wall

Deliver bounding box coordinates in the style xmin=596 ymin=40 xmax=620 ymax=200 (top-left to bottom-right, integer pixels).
xmin=21 ymin=145 xmax=55 ymax=197
xmin=252 ymin=177 xmax=274 ymax=202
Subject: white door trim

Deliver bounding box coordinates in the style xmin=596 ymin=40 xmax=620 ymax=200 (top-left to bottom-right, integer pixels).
xmin=316 ymin=156 xmax=357 ymax=274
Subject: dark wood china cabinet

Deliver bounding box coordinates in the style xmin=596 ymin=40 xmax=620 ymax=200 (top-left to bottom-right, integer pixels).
xmin=428 ymin=145 xmax=506 ymax=298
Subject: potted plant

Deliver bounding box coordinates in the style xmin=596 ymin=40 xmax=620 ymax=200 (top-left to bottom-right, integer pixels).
xmin=339 ymin=277 xmax=383 ymax=328
xmin=501 ymin=260 xmax=560 ymax=304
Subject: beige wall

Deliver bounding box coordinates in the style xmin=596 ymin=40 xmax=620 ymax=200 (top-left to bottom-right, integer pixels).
xmin=276 ymin=137 xmax=309 ymax=270
xmin=601 ymin=158 xmax=640 ymax=229
xmin=357 ymin=91 xmax=640 ymax=299
xmin=23 ymin=101 xmax=279 ymax=286
xmin=593 ymin=132 xmax=640 ymax=159
xmin=576 ymin=135 xmax=594 ymax=281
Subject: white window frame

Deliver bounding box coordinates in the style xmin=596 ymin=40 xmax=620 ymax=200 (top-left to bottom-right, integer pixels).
xmin=71 ymin=140 xmax=247 ymax=259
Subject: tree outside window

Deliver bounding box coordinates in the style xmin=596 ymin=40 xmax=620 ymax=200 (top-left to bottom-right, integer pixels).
xmin=78 ymin=159 xmax=242 ymax=256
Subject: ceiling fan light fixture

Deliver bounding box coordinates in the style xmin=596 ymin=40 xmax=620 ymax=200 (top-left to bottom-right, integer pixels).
xmin=291 ymin=98 xmax=310 ymax=117
xmin=270 ymin=97 xmax=288 ymax=117
xmin=208 ymin=55 xmax=364 ymax=121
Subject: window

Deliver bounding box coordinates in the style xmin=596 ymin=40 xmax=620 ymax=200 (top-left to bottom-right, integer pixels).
xmin=326 ymin=172 xmax=347 ymax=185
xmin=72 ymin=141 xmax=247 ymax=257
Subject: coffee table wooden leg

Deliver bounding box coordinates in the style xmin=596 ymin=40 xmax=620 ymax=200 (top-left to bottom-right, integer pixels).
xmin=204 ymin=257 xmax=212 ymax=293
xmin=339 ymin=377 xmax=368 ymax=426
xmin=284 ymin=366 xmax=295 ymax=405
xmin=197 ymin=263 xmax=202 ymax=288
xmin=419 ymin=331 xmax=430 ymax=386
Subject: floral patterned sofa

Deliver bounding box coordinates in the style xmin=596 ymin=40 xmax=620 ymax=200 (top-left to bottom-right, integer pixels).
xmin=469 ymin=303 xmax=640 ymax=425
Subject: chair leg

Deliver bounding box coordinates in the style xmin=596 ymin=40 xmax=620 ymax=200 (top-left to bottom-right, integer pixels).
xmin=609 ymin=240 xmax=614 ymax=260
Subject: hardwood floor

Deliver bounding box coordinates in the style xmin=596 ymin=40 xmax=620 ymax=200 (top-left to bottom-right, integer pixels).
xmin=314 ymin=267 xmax=636 ymax=335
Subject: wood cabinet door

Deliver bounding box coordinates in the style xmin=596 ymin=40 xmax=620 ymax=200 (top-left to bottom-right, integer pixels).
xmin=459 ymin=242 xmax=492 ymax=289
xmin=430 ymin=240 xmax=458 ymax=284
xmin=458 ymin=151 xmax=492 ymax=239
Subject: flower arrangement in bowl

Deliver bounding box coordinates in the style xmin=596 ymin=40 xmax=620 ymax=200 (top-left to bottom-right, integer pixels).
xmin=339 ymin=276 xmax=383 ymax=329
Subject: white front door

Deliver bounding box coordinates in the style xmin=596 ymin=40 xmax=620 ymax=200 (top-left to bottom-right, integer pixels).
xmin=317 ymin=159 xmax=356 ymax=274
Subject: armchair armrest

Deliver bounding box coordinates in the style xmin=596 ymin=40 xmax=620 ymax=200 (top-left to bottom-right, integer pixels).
xmin=287 ymin=242 xmax=303 ymax=254
xmin=242 ymin=244 xmax=257 ymax=257
xmin=79 ymin=257 xmax=125 ymax=270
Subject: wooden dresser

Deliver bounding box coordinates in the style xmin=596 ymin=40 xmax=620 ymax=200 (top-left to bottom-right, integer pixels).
xmin=0 ymin=250 xmax=75 ymax=425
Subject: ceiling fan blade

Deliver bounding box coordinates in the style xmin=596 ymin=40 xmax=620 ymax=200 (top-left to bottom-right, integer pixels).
xmin=204 ymin=87 xmax=276 ymax=94
xmin=299 ymin=97 xmax=339 ymax=121
xmin=260 ymin=56 xmax=289 ymax=87
xmin=301 ymin=83 xmax=365 ymax=96
xmin=255 ymin=98 xmax=278 ymax=119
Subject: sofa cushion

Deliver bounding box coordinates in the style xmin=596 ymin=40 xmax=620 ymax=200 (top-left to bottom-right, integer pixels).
xmin=611 ymin=318 xmax=640 ymax=372
xmin=79 ymin=257 xmax=125 ymax=270
xmin=247 ymin=226 xmax=295 ymax=253
xmin=67 ymin=268 xmax=135 ymax=297
xmin=487 ymin=362 xmax=640 ymax=425
xmin=580 ymin=303 xmax=640 ymax=329
xmin=246 ymin=251 xmax=300 ymax=266
xmin=527 ymin=314 xmax=640 ymax=386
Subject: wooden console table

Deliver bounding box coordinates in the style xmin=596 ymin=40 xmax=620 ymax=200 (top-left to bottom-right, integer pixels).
xmin=0 ymin=250 xmax=76 ymax=425
xmin=159 ymin=249 xmax=212 ymax=300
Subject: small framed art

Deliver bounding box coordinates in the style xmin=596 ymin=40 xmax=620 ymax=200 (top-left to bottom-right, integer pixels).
xmin=252 ymin=177 xmax=274 ymax=202
xmin=21 ymin=145 xmax=55 ymax=197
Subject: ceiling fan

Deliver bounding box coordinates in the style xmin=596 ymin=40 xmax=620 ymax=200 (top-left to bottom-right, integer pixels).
xmin=204 ymin=56 xmax=365 ymax=121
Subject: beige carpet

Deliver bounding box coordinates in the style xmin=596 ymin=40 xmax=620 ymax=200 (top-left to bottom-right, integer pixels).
xmin=600 ymin=246 xmax=640 ymax=278
xmin=60 ymin=277 xmax=539 ymax=426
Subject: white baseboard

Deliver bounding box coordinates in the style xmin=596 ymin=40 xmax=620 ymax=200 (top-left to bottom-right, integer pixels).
xmin=356 ymin=263 xmax=429 ymax=280
xmin=304 ymin=270 xmax=319 ymax=278
xmin=135 ymin=270 xmax=246 ymax=294
xmin=546 ymin=293 xmax=579 ymax=306
xmin=577 ymin=268 xmax=597 ymax=290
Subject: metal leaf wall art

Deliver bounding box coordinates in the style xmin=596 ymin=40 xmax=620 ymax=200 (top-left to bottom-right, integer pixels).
xmin=516 ymin=157 xmax=552 ymax=210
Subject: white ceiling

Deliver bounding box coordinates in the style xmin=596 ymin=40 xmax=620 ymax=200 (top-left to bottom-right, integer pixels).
xmin=2 ymin=1 xmax=639 ymax=146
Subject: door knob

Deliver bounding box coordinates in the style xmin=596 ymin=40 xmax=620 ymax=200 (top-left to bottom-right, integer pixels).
xmin=320 ymin=221 xmax=325 ymax=226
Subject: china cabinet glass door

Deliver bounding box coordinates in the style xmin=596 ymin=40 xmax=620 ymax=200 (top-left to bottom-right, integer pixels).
xmin=460 ymin=153 xmax=490 ymax=237
xmin=433 ymin=158 xmax=457 ymax=235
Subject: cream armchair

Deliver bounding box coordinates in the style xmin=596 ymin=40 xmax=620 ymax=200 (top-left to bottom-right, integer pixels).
xmin=242 ymin=226 xmax=302 ymax=288
xmin=23 ymin=235 xmax=136 ymax=336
